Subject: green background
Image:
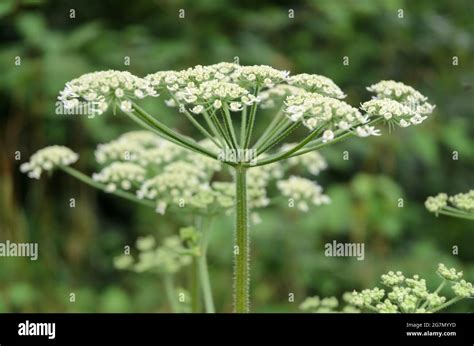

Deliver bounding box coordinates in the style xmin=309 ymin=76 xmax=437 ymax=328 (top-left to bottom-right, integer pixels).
xmin=0 ymin=0 xmax=473 ymax=312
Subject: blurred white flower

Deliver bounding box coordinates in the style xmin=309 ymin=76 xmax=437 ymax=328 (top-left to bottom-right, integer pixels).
xmin=20 ymin=146 xmax=78 ymax=179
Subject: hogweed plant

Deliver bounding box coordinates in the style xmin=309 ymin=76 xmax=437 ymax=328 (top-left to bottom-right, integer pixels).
xmin=20 ymin=130 xmax=328 ymax=312
xmin=425 ymin=190 xmax=474 ymax=221
xmin=301 ymin=264 xmax=473 ymax=313
xmin=22 ymin=63 xmax=434 ymax=312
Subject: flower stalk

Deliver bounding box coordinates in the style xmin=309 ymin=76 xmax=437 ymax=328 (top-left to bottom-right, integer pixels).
xmin=234 ymin=165 xmax=250 ymax=313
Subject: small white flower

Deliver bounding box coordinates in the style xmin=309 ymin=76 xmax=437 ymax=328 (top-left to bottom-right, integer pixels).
xmin=191 ymin=105 xmax=204 ymax=114
xmin=115 ymin=88 xmax=124 ymax=98
xmin=105 ymin=183 xmax=117 ymax=193
xmin=322 ymin=130 xmax=334 ymax=143
xmin=213 ymin=99 xmax=222 ymax=109
xmin=120 ymin=100 xmax=132 ymax=112
xmin=20 ymin=146 xmax=79 ymax=179
xmin=356 ymin=125 xmax=381 ymax=137
xmin=399 ymin=119 xmax=410 ymax=127
xmin=156 ymin=201 xmax=167 ymax=215
xmin=134 ymin=89 xmax=145 ymax=99
xmin=165 ymin=99 xmax=177 ymax=107
xmin=229 ymin=102 xmax=243 ymax=112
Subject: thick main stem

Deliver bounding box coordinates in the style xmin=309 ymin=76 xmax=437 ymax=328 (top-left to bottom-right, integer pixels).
xmin=234 ymin=166 xmax=250 ymax=313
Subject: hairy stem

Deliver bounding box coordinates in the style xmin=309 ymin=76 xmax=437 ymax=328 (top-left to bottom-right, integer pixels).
xmin=234 ymin=166 xmax=250 ymax=313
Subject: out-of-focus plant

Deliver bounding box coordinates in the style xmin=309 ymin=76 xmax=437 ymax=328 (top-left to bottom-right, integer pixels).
xmin=114 ymin=232 xmax=198 ymax=313
xmin=425 ymin=191 xmax=474 ymax=221
xmin=347 ymin=264 xmax=473 ymax=313
xmin=300 ymin=294 xmax=359 ymax=313
xmin=301 ymin=264 xmax=473 ymax=313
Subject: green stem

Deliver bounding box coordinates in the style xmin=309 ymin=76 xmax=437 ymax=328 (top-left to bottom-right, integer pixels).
xmin=254 ymin=116 xmax=290 ymax=153
xmin=234 ymin=166 xmax=250 ymax=313
xmin=203 ymin=110 xmax=225 ymax=148
xmin=223 ymin=104 xmax=240 ymax=150
xmin=60 ymin=166 xmax=155 ymax=208
xmin=422 ymin=280 xmax=446 ymax=309
xmin=429 ymin=296 xmax=463 ymax=313
xmin=198 ymin=216 xmax=216 ymax=313
xmin=209 ymin=109 xmax=233 ymax=150
xmin=190 ymin=257 xmax=201 ymax=313
xmin=253 ymin=107 xmax=284 ymax=149
xmin=163 ymin=274 xmax=179 ymax=312
xmin=130 ymin=103 xmax=229 ymax=164
xmin=169 ymin=94 xmax=221 ymax=148
xmin=285 ymin=118 xmax=384 ymax=160
xmin=255 ymin=123 xmax=326 ymax=166
xmin=255 ymin=121 xmax=300 ymax=156
xmin=240 ymin=107 xmax=247 ymax=147
xmin=438 ymin=209 xmax=474 ymax=220
xmin=243 ymin=87 xmax=260 ymax=148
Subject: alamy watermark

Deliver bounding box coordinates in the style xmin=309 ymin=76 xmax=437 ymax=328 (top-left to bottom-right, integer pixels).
xmin=217 ymin=148 xmax=257 ymax=165
xmin=0 ymin=240 xmax=38 ymax=261
xmin=55 ymin=100 xmax=100 ymax=119
xmin=324 ymin=240 xmax=364 ymax=261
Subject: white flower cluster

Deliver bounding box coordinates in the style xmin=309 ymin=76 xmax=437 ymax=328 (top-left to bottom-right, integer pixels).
xmin=367 ymin=80 xmax=429 ymax=105
xmin=58 ymin=70 xmax=157 ymax=115
xmin=212 ymin=182 xmax=270 ymax=210
xmin=425 ymin=191 xmax=474 ymax=217
xmin=348 ymin=264 xmax=473 ymax=313
xmin=381 ymin=271 xmax=405 ymax=286
xmin=425 ymin=193 xmax=448 ymax=213
xmin=299 ymin=296 xmax=339 ymax=313
xmin=452 ymin=280 xmax=474 ymax=298
xmin=277 ymin=176 xmax=330 ymax=212
xmin=299 ymin=293 xmax=360 ymax=313
xmin=182 ymin=80 xmax=251 ymax=113
xmin=258 ymin=85 xmax=305 ymax=109
xmin=437 ymin=263 xmax=463 ymax=281
xmin=232 ymin=65 xmax=289 ymax=88
xmin=95 ymin=131 xmax=185 ymax=168
xmin=284 ymin=92 xmax=366 ymax=133
xmin=361 ymin=99 xmax=426 ymax=127
xmin=20 ymin=146 xmax=79 ymax=179
xmin=114 ymin=234 xmax=195 ymax=275
xmin=280 ymin=144 xmax=328 ymax=175
xmin=137 ymin=162 xmax=210 ymax=214
xmin=349 ymin=288 xmax=385 ymax=308
xmin=288 ymin=73 xmax=346 ymax=99
xmin=92 ymin=162 xmax=146 ymax=192
xmin=449 ymin=190 xmax=474 ymax=212
xmin=246 ymin=162 xmax=284 ymax=188
xmin=146 ymin=63 xmax=288 ymax=95
xmin=363 ymin=80 xmax=435 ymax=128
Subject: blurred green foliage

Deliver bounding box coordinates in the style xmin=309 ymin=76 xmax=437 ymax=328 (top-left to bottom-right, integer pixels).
xmin=0 ymin=0 xmax=473 ymax=312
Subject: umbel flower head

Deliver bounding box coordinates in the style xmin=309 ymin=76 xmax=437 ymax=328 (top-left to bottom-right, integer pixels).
xmin=425 ymin=190 xmax=474 ymax=220
xmin=20 ymin=146 xmax=78 ymax=179
xmin=51 ymin=64 xmax=436 ymax=314
xmin=114 ymin=232 xmax=198 ymax=275
xmin=58 ymin=70 xmax=158 ymax=116
xmin=346 ymin=263 xmax=473 ymax=313
xmin=57 ymin=65 xmax=435 ymax=169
